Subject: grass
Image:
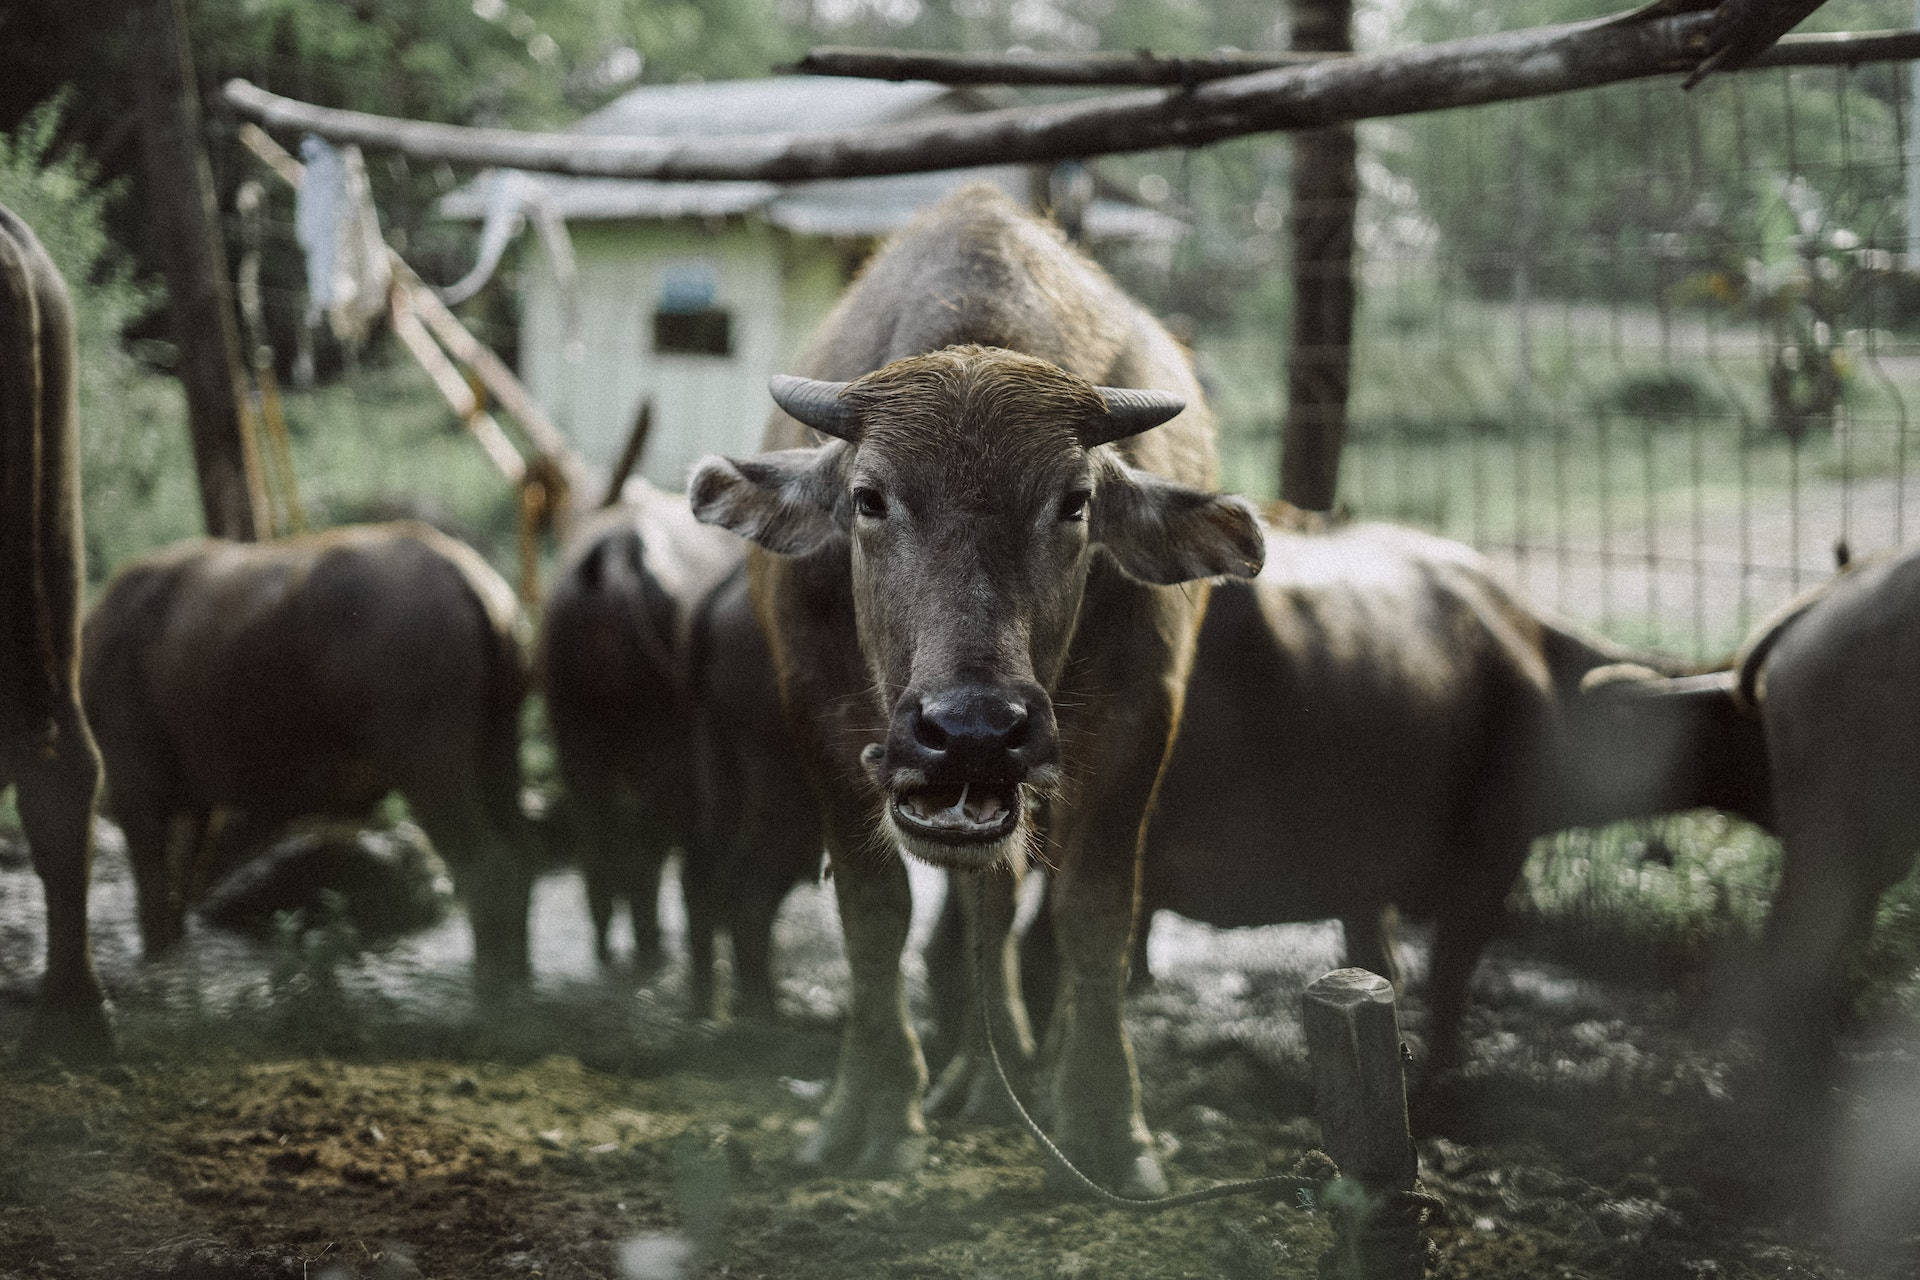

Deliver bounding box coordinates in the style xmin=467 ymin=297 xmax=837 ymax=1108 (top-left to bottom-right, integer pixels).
xmin=82 ymin=358 xmax=529 ymax=596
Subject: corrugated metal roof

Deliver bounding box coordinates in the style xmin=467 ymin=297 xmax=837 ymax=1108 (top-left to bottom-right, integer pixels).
xmin=436 ymin=76 xmax=1182 ymax=243
xmin=566 ymin=76 xmax=959 ymax=138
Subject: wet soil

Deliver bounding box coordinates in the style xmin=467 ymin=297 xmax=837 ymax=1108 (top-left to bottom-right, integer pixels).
xmin=0 ymin=831 xmax=1915 ymax=1280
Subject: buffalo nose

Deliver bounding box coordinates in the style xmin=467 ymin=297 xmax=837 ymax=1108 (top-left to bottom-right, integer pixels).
xmin=912 ymin=688 xmax=1031 ymax=765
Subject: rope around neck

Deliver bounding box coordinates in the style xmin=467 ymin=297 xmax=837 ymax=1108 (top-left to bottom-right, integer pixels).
xmin=968 ymin=873 xmax=1326 ymax=1211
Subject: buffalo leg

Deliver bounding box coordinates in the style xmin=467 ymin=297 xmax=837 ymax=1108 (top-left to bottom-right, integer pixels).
xmin=617 ymin=847 xmax=665 ymax=973
xmin=1047 ymin=738 xmax=1174 ymax=1199
xmin=413 ymin=788 xmax=531 ymax=992
xmin=926 ymin=864 xmax=1033 ymax=1122
xmin=577 ymin=789 xmax=665 ymax=973
xmin=11 ymin=712 xmax=112 ymax=1058
xmin=727 ymin=886 xmax=782 ymax=1021
xmin=682 ymin=845 xmax=724 ymax=1019
xmin=795 ymin=796 xmax=927 ymax=1177
xmin=1019 ymin=879 xmax=1061 ymax=1044
xmin=926 ymin=886 xmax=967 ymax=1055
xmin=116 ymin=791 xmax=187 ymax=957
xmin=720 ymin=752 xmax=812 ymax=1021
xmin=1748 ymin=816 xmax=1879 ymax=1120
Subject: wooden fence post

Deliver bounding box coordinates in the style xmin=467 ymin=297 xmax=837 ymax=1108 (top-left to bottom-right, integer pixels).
xmin=132 ymin=0 xmax=269 ymax=541
xmin=1303 ymin=968 xmax=1425 ymax=1280
xmin=1278 ymin=0 xmax=1358 ymax=514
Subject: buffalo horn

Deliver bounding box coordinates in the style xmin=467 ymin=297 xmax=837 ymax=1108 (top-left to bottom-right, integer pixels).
xmin=770 ymin=374 xmax=860 ymax=441
xmin=1083 ymin=386 xmax=1186 ymax=446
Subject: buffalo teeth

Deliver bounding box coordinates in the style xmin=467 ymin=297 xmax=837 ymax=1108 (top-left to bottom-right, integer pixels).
xmin=899 ymin=782 xmax=1012 ymax=832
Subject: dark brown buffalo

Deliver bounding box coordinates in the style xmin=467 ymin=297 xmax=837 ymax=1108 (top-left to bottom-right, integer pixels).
xmin=946 ymin=518 xmax=1772 ymax=1084
xmin=0 ymin=203 xmax=111 ymax=1057
xmin=690 ymin=185 xmax=1263 ymax=1193
xmin=539 ymin=484 xmax=739 ymax=981
xmin=81 ymin=522 xmax=533 ymax=987
xmin=1637 ymin=542 xmax=1920 ymax=1110
xmin=685 ymin=561 xmax=822 ymax=1018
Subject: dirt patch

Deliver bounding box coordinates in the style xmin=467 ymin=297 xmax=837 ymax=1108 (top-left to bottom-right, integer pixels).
xmin=0 ymin=842 xmax=1916 ymax=1278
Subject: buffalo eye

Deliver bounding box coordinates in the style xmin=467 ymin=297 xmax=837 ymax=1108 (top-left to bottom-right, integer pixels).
xmin=852 ymin=486 xmax=889 ymax=520
xmin=1058 ymin=489 xmax=1092 ymax=523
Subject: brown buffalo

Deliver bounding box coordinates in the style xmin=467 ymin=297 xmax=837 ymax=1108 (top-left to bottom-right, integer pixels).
xmin=81 ymin=522 xmax=533 ymax=987
xmin=0 ymin=203 xmax=111 ymax=1058
xmin=690 ymin=185 xmax=1262 ymax=1193
xmin=948 ymin=517 xmax=1772 ymax=1086
xmin=539 ymin=484 xmax=740 ymax=981
xmin=1611 ymin=542 xmax=1920 ymax=1112
xmin=685 ymin=561 xmax=822 ymax=1018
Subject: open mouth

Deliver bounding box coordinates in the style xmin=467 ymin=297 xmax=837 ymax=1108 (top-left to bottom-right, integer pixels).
xmin=889 ymin=781 xmax=1021 ymax=845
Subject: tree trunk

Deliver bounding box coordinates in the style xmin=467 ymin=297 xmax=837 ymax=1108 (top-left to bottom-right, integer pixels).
xmin=133 ymin=0 xmax=267 ymax=541
xmin=1279 ymin=0 xmax=1358 ymax=513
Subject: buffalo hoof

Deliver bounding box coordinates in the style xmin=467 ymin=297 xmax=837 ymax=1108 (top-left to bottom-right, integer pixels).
xmin=24 ymin=1000 xmax=116 ymax=1065
xmin=794 ymin=1094 xmax=928 ymax=1179
xmin=925 ymin=1049 xmax=1028 ymax=1124
xmin=1044 ymin=1147 xmax=1169 ymax=1201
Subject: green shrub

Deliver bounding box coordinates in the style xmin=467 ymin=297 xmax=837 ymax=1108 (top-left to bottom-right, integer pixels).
xmin=1589 ymin=368 xmax=1733 ymax=425
xmin=0 ymin=96 xmax=202 ymax=583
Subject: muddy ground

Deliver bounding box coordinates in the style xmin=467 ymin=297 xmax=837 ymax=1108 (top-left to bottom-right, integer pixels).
xmin=0 ymin=827 xmax=1916 ymax=1280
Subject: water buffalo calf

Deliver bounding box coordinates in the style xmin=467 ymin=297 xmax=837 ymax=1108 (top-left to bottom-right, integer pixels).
xmin=691 ymin=185 xmax=1262 ymax=1193
xmin=538 ymin=483 xmax=740 ymax=986
xmin=0 ymin=203 xmax=111 ymax=1057
xmin=685 ymin=562 xmax=822 ymax=1018
xmin=82 ymin=522 xmax=533 ymax=987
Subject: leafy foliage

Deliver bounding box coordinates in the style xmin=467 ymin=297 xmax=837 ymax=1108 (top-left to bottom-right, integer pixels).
xmin=0 ymin=97 xmax=200 ymax=580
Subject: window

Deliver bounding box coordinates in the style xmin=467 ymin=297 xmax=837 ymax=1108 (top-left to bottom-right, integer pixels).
xmin=652 ymin=260 xmax=732 ymax=357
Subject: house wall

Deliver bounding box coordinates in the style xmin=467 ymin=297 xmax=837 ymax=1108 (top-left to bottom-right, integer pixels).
xmin=520 ymin=219 xmax=855 ymax=495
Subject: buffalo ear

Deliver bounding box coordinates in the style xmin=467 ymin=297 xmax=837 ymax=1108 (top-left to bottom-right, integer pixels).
xmin=688 ymin=445 xmax=847 ymax=556
xmin=1092 ymin=459 xmax=1265 ymax=585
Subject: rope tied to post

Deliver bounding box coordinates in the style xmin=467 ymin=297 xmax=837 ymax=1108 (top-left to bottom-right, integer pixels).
xmin=966 ymin=871 xmax=1444 ymax=1227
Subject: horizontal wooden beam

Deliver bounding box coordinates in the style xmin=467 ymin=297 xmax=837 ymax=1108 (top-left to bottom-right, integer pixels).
xmin=221 ymin=17 xmax=1920 ymax=184
xmin=224 ymin=11 xmax=1720 ymax=181
xmin=792 ymin=27 xmax=1920 ymax=87
xmin=786 ymin=46 xmax=1334 ymax=86
xmin=1746 ymin=26 xmax=1920 ymax=66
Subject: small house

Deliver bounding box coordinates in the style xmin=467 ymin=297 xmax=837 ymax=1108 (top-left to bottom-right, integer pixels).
xmin=438 ymin=77 xmax=1181 ymax=491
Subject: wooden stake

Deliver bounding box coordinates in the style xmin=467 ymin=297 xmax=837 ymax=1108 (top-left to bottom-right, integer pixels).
xmin=1303 ymin=968 xmax=1425 ymax=1280
xmin=602 ymin=400 xmax=653 ymax=508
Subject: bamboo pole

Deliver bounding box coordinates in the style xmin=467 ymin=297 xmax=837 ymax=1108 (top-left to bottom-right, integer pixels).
xmin=388 ymin=284 xmax=525 ymax=483
xmin=236 ymin=124 xmax=584 ymax=526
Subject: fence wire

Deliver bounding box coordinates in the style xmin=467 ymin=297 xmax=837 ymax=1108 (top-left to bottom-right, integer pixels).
xmin=1219 ymin=63 xmax=1920 ymax=661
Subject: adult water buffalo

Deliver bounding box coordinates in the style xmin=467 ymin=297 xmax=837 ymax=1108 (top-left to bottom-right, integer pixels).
xmin=690 ymin=185 xmax=1263 ymax=1194
xmin=82 ymin=522 xmax=533 ymax=987
xmin=955 ymin=516 xmax=1772 ymax=1085
xmin=539 ymin=483 xmax=739 ymax=980
xmin=0 ymin=203 xmax=111 ymax=1058
xmin=1722 ymin=543 xmax=1920 ymax=1104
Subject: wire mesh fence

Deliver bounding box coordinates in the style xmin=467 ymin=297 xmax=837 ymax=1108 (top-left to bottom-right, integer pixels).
xmin=1215 ymin=61 xmax=1920 ymax=660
